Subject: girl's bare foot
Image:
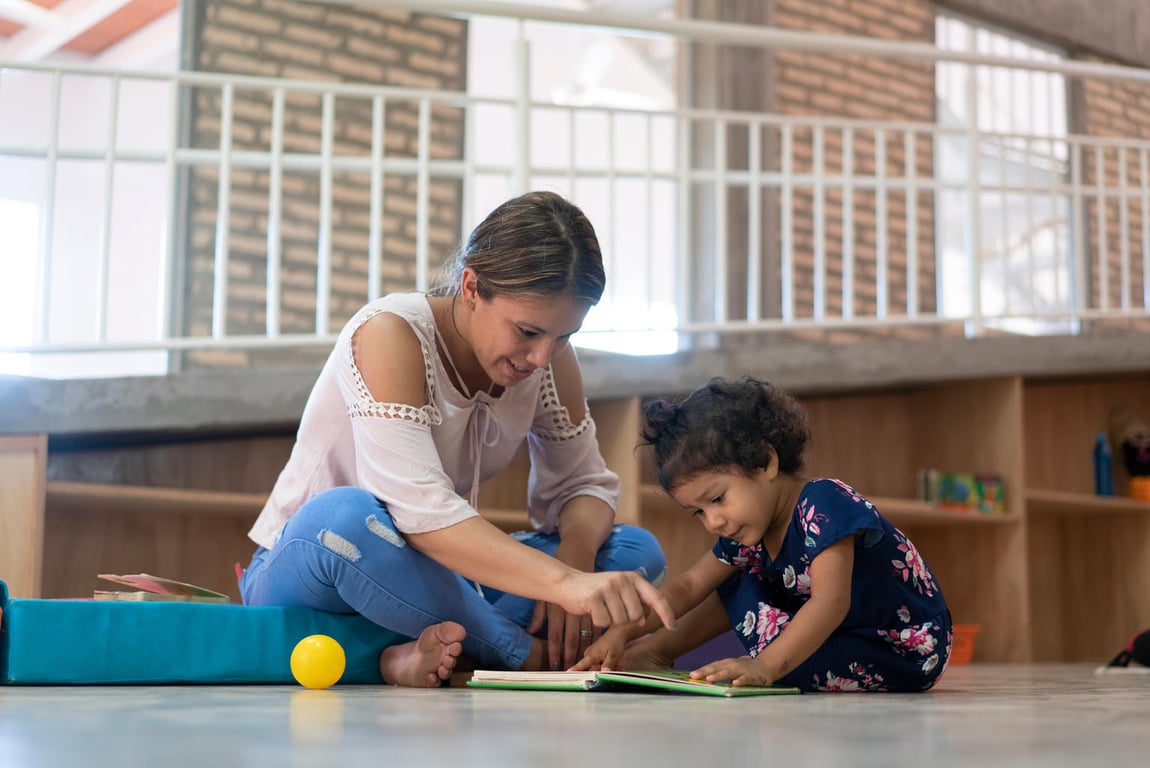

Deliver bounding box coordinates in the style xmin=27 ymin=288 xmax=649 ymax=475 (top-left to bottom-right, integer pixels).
xmin=378 ymin=621 xmax=466 ymax=687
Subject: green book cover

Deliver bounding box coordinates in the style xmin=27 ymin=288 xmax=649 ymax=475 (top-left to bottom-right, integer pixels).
xmin=595 ymin=670 xmax=800 ymax=697
xmin=467 ymin=669 xmax=800 ymax=697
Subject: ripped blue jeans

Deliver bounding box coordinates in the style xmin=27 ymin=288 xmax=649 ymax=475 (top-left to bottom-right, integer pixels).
xmin=238 ymin=487 xmax=667 ymax=670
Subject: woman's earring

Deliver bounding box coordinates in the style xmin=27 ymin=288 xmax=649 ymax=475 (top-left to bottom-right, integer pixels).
xmin=466 ymin=300 xmax=476 ymax=311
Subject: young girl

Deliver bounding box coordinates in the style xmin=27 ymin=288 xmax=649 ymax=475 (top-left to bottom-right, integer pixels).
xmin=240 ymin=191 xmax=673 ymax=687
xmin=574 ymin=376 xmax=951 ymax=692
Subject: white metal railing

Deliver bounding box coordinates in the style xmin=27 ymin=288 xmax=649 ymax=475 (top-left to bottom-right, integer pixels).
xmin=1 ymin=0 xmax=1149 ymax=376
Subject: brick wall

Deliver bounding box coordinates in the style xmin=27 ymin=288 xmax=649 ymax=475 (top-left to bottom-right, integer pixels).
xmin=690 ymin=0 xmax=939 ymax=338
xmin=180 ymin=0 xmax=467 ymax=368
xmin=773 ymin=0 xmax=936 ymax=324
xmin=1073 ymin=57 xmax=1150 ymax=318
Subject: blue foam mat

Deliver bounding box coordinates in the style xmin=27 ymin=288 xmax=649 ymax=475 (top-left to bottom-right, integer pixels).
xmin=0 ymin=581 xmax=407 ymax=685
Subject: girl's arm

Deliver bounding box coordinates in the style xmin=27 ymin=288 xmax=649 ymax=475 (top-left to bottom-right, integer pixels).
xmin=692 ymin=536 xmax=854 ymax=685
xmin=619 ymin=592 xmax=733 ymax=670
xmin=571 ymin=551 xmax=734 ymax=670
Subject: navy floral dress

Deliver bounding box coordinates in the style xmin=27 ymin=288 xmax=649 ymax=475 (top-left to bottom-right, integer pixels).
xmin=713 ymin=478 xmax=951 ymax=692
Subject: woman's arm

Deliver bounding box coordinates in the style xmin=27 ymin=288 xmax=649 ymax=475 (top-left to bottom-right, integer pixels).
xmin=692 ymin=536 xmax=854 ymax=685
xmin=547 ymin=342 xmax=615 ymax=560
xmin=524 ymin=343 xmax=622 ymax=665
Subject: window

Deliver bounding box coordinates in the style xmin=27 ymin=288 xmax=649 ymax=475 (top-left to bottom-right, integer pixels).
xmin=0 ymin=199 xmax=39 ymax=375
xmin=935 ymin=14 xmax=1073 ymax=334
xmin=467 ymin=9 xmax=680 ymax=354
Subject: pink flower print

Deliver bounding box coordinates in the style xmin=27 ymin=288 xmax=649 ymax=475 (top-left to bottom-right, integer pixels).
xmin=750 ymin=603 xmax=790 ymax=655
xmin=731 ymin=544 xmax=764 ymax=575
xmin=799 ymin=498 xmax=828 ymax=547
xmin=829 ymin=478 xmax=879 ymax=517
xmin=782 ymin=565 xmax=812 ymax=595
xmin=897 ymin=605 xmax=911 ymax=623
xmin=879 ymin=622 xmax=939 ymax=658
xmin=895 ymin=624 xmax=937 ymax=656
xmin=891 ymin=534 xmax=937 ymax=596
xmin=820 ymin=672 xmax=861 ymax=692
xmin=846 ymin=663 xmax=887 ymax=691
xmin=830 ymin=479 xmax=863 ymax=503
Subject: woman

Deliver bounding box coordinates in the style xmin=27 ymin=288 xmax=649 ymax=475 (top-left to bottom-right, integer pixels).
xmin=240 ymin=191 xmax=673 ymax=687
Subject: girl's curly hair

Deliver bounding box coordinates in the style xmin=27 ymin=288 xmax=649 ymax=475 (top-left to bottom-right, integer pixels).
xmin=641 ymin=376 xmax=811 ymax=492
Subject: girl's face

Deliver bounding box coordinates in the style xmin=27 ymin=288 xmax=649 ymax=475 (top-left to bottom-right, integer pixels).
xmin=462 ymin=272 xmax=590 ymax=388
xmin=670 ymin=465 xmax=780 ymax=548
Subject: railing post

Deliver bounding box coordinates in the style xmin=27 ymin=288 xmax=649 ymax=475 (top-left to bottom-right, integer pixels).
xmin=211 ymin=82 xmax=234 ymax=341
xmin=965 ymin=60 xmax=983 ymax=336
xmin=36 ymin=71 xmax=62 ymax=346
xmin=1071 ymin=138 xmax=1086 ymax=332
xmin=266 ymin=87 xmax=285 ymax=336
xmin=513 ymin=19 xmax=530 ymax=195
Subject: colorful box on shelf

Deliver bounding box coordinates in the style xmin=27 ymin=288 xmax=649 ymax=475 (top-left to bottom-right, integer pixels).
xmin=0 ymin=580 xmax=406 ymax=685
xmin=917 ymin=469 xmax=1005 ymax=515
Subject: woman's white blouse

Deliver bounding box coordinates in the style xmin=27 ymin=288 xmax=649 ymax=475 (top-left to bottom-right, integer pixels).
xmin=247 ymin=292 xmax=620 ymax=549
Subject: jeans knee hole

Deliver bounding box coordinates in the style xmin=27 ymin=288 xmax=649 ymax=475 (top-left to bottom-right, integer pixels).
xmin=365 ymin=515 xmax=405 ymax=548
xmin=318 ymin=530 xmax=362 ymax=562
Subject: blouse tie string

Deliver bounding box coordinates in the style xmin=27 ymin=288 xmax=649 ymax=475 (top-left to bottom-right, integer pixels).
xmin=466 ymin=399 xmax=500 ymax=598
xmin=467 ymin=399 xmax=501 ymax=512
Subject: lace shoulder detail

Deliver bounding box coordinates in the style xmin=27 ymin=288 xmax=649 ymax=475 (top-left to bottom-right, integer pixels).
xmin=535 ymin=366 xmax=592 ymax=442
xmin=345 ymin=305 xmax=443 ymax=426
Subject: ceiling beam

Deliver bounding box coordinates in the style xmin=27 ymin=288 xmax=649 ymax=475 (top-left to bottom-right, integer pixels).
xmin=0 ymin=0 xmax=135 ymax=60
xmin=0 ymin=0 xmax=63 ymax=29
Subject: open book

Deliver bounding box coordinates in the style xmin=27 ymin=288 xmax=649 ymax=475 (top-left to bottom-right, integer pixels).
xmin=467 ymin=669 xmax=800 ymax=697
xmin=94 ymin=573 xmax=230 ymax=604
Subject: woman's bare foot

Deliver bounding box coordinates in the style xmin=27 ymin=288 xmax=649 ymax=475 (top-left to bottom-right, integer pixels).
xmin=378 ymin=621 xmax=466 ymax=687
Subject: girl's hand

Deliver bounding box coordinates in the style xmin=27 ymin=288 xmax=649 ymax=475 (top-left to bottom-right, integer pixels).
xmin=619 ymin=635 xmax=677 ymax=671
xmin=690 ymin=655 xmax=777 ymax=687
xmin=568 ymin=628 xmax=628 ymax=671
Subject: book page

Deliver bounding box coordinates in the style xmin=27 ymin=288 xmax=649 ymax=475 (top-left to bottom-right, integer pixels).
xmin=97 ymin=573 xmax=229 ymax=599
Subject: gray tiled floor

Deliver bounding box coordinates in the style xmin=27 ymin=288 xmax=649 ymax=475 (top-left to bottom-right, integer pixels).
xmin=1 ymin=664 xmax=1147 ymax=767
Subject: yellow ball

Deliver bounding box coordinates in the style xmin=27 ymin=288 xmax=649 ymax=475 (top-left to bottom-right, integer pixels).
xmin=290 ymin=634 xmax=346 ymax=690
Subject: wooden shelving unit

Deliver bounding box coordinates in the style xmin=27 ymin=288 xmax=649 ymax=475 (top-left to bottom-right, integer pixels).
xmin=3 ymin=373 xmax=1148 ymax=665
xmin=1026 ymin=488 xmax=1150 ymax=517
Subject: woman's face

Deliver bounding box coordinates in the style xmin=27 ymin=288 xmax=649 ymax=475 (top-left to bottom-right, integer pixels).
xmin=465 ymin=282 xmax=592 ymax=387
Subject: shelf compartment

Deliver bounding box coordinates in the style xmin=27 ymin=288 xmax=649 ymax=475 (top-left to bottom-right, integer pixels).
xmin=1026 ymin=488 xmax=1150 ymax=517
xmin=46 ymin=481 xmax=528 ymax=532
xmin=640 ymin=484 xmax=1016 ymax=528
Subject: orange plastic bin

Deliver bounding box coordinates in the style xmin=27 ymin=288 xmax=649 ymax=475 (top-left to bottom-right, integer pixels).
xmin=950 ymin=624 xmax=980 ymax=664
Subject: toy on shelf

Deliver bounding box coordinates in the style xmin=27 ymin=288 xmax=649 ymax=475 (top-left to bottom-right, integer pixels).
xmin=917 ymin=469 xmax=1005 ymax=514
xmin=1109 ymin=406 xmax=1150 ymax=502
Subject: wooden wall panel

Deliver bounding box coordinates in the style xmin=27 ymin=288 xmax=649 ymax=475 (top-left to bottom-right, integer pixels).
xmin=0 ymin=435 xmax=47 ymax=598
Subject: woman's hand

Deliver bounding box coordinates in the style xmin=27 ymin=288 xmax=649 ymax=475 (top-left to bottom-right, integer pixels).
xmin=527 ymin=542 xmax=600 ymax=669
xmin=527 ymin=599 xmax=599 ymax=670
xmin=559 ymin=569 xmax=676 ymax=634
xmin=690 ymin=655 xmax=777 ymax=687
